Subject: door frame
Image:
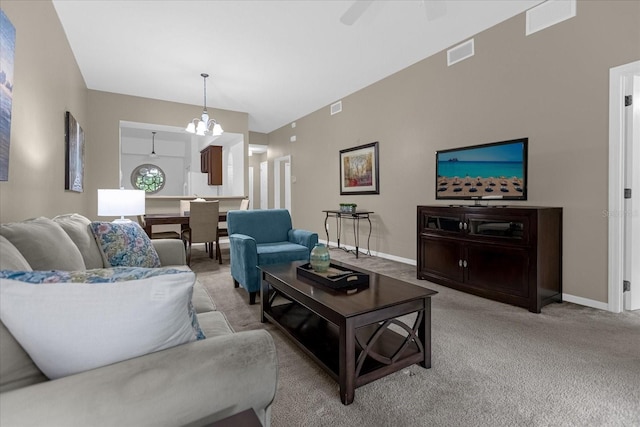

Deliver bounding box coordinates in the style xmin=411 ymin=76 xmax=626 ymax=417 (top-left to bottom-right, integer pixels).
xmin=274 ymin=155 xmax=292 ymax=212
xmin=608 ymin=60 xmax=640 ymax=313
xmin=260 ymin=161 xmax=268 ymax=209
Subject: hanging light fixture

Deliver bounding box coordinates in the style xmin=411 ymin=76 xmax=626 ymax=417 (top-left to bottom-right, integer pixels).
xmin=150 ymin=131 xmax=158 ymax=158
xmin=186 ymin=73 xmax=224 ymax=137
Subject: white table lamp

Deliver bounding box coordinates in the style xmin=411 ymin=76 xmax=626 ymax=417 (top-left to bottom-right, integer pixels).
xmin=97 ymin=189 xmax=145 ymax=222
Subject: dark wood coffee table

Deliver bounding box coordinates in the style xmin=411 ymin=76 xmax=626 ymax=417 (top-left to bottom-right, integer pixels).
xmin=259 ymin=260 xmax=437 ymax=405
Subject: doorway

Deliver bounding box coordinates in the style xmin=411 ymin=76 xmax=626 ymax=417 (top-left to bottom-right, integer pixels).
xmin=608 ymin=60 xmax=640 ymax=312
xmin=274 ymin=155 xmax=292 ymax=213
xmin=260 ymin=161 xmax=268 ymax=209
xmin=248 ymin=166 xmax=254 ymax=210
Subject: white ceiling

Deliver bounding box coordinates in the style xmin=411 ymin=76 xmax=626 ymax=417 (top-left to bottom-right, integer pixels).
xmin=52 ymin=0 xmax=543 ymax=134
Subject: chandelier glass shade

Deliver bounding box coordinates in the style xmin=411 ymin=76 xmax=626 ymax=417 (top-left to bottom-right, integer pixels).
xmin=186 ymin=73 xmax=224 ymax=137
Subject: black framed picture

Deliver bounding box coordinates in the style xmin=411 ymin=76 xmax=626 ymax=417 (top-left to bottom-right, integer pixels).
xmin=65 ymin=111 xmax=84 ymax=192
xmin=339 ymin=141 xmax=379 ymax=195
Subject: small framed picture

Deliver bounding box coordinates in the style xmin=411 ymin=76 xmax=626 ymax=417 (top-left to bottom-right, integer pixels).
xmin=339 ymin=141 xmax=379 ymax=195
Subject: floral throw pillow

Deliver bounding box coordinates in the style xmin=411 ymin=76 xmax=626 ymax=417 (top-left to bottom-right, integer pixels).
xmin=89 ymin=221 xmax=161 ymax=268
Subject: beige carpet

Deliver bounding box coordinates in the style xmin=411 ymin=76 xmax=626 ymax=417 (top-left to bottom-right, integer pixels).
xmin=189 ymin=244 xmax=640 ymax=427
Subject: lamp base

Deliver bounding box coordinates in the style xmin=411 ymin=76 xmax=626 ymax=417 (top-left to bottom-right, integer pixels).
xmin=112 ymin=217 xmax=133 ymax=223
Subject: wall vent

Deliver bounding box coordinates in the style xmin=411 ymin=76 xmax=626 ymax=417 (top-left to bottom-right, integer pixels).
xmin=330 ymin=101 xmax=342 ymax=115
xmin=526 ymin=0 xmax=576 ymax=36
xmin=447 ymin=39 xmax=474 ymax=67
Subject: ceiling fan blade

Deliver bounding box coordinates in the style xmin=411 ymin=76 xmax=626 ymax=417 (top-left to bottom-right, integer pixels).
xmin=423 ymin=0 xmax=447 ymax=21
xmin=340 ymin=0 xmax=374 ymax=26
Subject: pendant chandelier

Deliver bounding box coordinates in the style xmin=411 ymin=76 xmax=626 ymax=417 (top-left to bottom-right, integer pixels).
xmin=150 ymin=131 xmax=158 ymax=158
xmin=186 ymin=73 xmax=224 ymax=137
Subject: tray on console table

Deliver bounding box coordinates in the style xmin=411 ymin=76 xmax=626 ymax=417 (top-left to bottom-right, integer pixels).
xmin=297 ymin=262 xmax=369 ymax=293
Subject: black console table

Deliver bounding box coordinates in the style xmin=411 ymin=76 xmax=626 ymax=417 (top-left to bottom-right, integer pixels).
xmin=322 ymin=210 xmax=373 ymax=258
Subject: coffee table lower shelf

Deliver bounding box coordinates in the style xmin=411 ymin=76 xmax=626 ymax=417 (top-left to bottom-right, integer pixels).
xmin=265 ymin=302 xmax=423 ymax=382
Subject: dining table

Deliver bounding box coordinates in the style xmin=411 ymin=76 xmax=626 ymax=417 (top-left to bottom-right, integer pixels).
xmin=142 ymin=212 xmax=227 ymax=237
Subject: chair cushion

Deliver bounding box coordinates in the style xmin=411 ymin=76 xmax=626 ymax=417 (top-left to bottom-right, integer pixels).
xmin=0 ymin=217 xmax=85 ymax=271
xmin=53 ymin=213 xmax=105 ymax=269
xmin=257 ymin=242 xmax=310 ymax=265
xmin=0 ymin=267 xmax=204 ymax=380
xmin=90 ymin=221 xmax=161 ymax=268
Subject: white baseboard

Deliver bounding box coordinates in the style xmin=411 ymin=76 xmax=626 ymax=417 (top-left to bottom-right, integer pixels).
xmin=326 ymin=241 xmax=416 ymax=266
xmin=562 ymin=293 xmax=610 ymax=311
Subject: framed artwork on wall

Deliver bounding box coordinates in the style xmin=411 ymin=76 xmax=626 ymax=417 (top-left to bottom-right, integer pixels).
xmin=339 ymin=141 xmax=379 ymax=195
xmin=65 ymin=111 xmax=85 ymax=192
xmin=0 ymin=10 xmax=16 ymax=182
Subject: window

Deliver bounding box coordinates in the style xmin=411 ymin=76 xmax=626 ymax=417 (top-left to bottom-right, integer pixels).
xmin=131 ymin=164 xmax=165 ymax=194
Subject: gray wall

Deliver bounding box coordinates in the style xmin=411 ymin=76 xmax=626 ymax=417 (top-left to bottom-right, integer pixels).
xmin=266 ymin=0 xmax=640 ymax=305
xmin=1 ymin=1 xmax=88 ymax=220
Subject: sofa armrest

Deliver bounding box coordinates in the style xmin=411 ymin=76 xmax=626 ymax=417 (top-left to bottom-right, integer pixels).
xmin=288 ymin=229 xmax=319 ymax=253
xmin=0 ymin=330 xmax=277 ymax=427
xmin=152 ymin=239 xmax=187 ymax=266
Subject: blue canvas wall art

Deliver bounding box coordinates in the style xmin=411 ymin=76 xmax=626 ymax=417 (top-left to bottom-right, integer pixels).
xmin=0 ymin=10 xmax=16 ymax=181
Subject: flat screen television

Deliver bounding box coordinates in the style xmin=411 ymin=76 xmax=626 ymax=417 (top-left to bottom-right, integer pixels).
xmin=436 ymin=138 xmax=528 ymax=201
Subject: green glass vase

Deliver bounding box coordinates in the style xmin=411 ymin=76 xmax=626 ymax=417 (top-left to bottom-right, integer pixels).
xmin=310 ymin=243 xmax=330 ymax=272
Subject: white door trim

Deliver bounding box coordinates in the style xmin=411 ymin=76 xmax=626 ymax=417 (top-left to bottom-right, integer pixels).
xmin=274 ymin=155 xmax=292 ymax=212
xmin=608 ymin=60 xmax=640 ymax=313
xmin=260 ymin=161 xmax=268 ymax=209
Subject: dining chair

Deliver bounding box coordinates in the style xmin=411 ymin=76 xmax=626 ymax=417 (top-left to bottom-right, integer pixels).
xmin=137 ymin=215 xmax=181 ymax=240
xmin=217 ymin=198 xmax=250 ymax=262
xmin=179 ymin=200 xmax=191 ymax=215
xmin=181 ymin=200 xmax=220 ymax=265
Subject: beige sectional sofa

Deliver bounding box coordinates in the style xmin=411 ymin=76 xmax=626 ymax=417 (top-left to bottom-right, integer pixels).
xmin=0 ymin=214 xmax=277 ymax=426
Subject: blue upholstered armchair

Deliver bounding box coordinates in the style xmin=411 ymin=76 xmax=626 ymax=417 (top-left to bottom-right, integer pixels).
xmin=227 ymin=209 xmax=318 ymax=304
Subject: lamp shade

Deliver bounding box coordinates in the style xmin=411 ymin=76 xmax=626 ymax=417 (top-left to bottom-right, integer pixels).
xmin=97 ymin=189 xmax=145 ymax=221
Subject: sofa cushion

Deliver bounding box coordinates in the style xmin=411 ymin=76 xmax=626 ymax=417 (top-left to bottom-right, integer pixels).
xmin=0 ymin=217 xmax=85 ymax=271
xmin=53 ymin=213 xmax=105 ymax=269
xmin=192 ymin=281 xmax=217 ymax=313
xmin=0 ymin=322 xmax=46 ymax=393
xmin=90 ymin=221 xmax=161 ymax=268
xmin=0 ymin=267 xmax=204 ymax=380
xmin=257 ymin=242 xmax=310 ymax=265
xmin=0 ymin=236 xmax=32 ymax=271
xmin=197 ymin=310 xmax=234 ymax=338
xmin=163 ymin=265 xmax=216 ymax=313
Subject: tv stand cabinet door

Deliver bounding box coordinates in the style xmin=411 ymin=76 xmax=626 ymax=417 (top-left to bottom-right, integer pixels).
xmin=463 ymin=243 xmax=530 ymax=300
xmin=418 ymin=237 xmax=463 ymax=283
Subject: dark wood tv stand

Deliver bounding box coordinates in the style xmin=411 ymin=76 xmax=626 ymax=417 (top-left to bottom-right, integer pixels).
xmin=417 ymin=205 xmax=562 ymax=313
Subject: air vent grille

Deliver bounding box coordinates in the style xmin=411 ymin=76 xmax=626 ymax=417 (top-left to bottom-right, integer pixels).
xmin=447 ymin=39 xmax=474 ymax=67
xmin=330 ymin=101 xmax=342 ymax=115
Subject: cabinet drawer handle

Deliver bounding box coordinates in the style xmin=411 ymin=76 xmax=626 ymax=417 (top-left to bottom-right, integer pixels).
xmin=463 ymin=260 xmax=468 ymax=268
xmin=458 ymin=259 xmax=463 ymax=267
xmin=459 ymin=222 xmax=463 ymax=230
xmin=463 ymin=222 xmax=468 ymax=230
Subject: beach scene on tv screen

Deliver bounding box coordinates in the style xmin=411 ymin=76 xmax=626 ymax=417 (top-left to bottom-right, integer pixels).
xmin=437 ymin=142 xmax=525 ymax=198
